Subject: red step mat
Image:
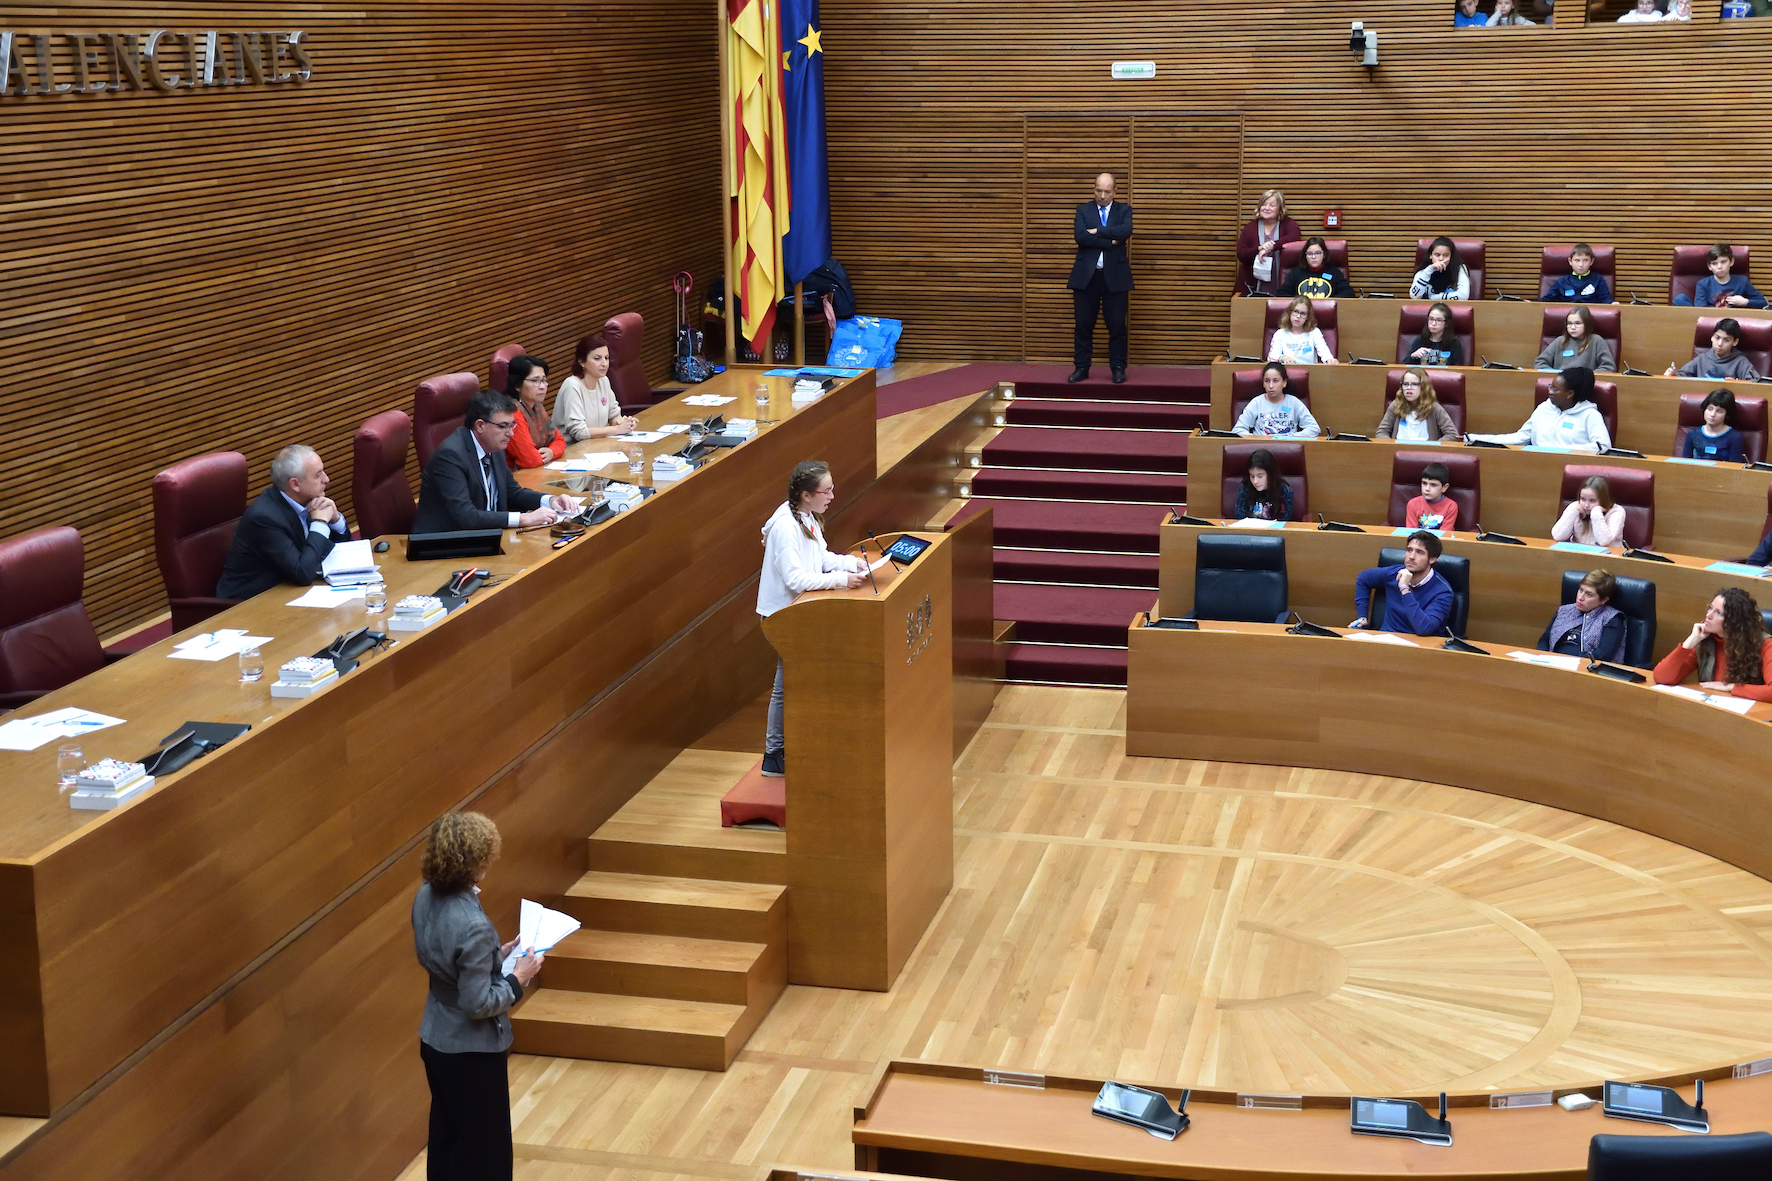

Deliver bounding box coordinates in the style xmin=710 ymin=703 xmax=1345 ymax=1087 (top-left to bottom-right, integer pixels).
xmin=875 ymin=364 xmax=1210 ymax=417
xmin=1006 ymin=399 xmax=1208 ymax=430
xmin=993 ymin=583 xmax=1158 ymax=646
xmin=720 ymin=760 xmax=785 ymax=828
xmin=994 ymin=548 xmax=1159 ymax=588
xmin=1003 ymin=642 xmax=1129 ymax=686
xmin=950 ymin=498 xmax=1171 ymax=552
xmin=983 ymin=426 xmax=1187 ymax=473
xmin=970 ymin=467 xmax=1185 ymax=503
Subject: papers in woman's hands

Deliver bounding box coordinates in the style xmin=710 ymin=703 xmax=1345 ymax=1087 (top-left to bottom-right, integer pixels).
xmin=500 ymin=899 xmax=581 ymax=974
xmin=0 ymin=708 xmax=126 ymax=751
xmin=548 ymin=451 xmax=628 ymax=471
xmin=1506 ymin=651 xmax=1582 ymax=671
xmin=167 ymin=630 xmax=274 ymax=660
xmin=288 ymin=586 xmax=367 ymax=608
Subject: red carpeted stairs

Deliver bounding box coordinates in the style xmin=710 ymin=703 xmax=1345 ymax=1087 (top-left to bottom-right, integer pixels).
xmin=947 ymin=365 xmax=1210 ymax=686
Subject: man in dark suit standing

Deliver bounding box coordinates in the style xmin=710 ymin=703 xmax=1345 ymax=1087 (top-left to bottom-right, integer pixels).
xmin=216 ymin=444 xmax=351 ymax=598
xmin=1068 ymin=172 xmax=1134 ymax=384
xmin=411 ymin=390 xmax=577 ymax=535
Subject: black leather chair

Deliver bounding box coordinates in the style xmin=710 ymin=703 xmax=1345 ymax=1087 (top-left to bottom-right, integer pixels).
xmin=1761 ymin=608 xmax=1772 ymax=637
xmin=1559 ymin=571 xmax=1656 ymax=669
xmin=1588 ymin=1131 xmax=1772 ymax=1179
xmin=1369 ymin=546 xmax=1470 ymax=637
xmin=1188 ymin=534 xmax=1289 ymax=623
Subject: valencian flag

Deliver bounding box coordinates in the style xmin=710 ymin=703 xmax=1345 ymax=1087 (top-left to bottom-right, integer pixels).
xmin=724 ymin=0 xmax=787 ymax=356
xmin=779 ymin=0 xmax=830 ymax=288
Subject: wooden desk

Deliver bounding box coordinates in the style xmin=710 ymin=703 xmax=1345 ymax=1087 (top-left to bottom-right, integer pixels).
xmin=1157 ymin=519 xmax=1772 ymax=661
xmin=1127 ymin=619 xmax=1772 ymax=884
xmin=1229 ymin=296 xmax=1745 ymax=374
xmin=0 ymin=369 xmax=875 ymax=1117
xmin=763 ymin=533 xmax=955 ymax=991
xmin=1207 ymin=360 xmax=1772 ymax=461
xmin=854 ymin=1060 xmax=1772 ymax=1181
xmin=1185 ymin=432 xmax=1771 ymax=562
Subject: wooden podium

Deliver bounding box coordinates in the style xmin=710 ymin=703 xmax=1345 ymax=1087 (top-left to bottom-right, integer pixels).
xmin=761 ymin=531 xmax=956 ymax=991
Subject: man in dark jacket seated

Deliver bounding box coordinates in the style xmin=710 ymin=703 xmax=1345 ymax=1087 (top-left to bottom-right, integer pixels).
xmin=411 ymin=389 xmax=578 ymax=535
xmin=216 ymin=444 xmax=350 ymax=599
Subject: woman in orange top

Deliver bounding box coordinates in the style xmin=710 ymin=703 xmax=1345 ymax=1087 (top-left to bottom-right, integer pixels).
xmin=504 ymin=354 xmax=567 ymax=469
xmin=1653 ymin=587 xmax=1772 ymax=700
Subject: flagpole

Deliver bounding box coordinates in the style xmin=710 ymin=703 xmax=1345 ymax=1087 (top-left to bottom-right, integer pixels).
xmin=793 ymin=281 xmax=805 ymax=364
xmin=717 ymin=0 xmax=738 ymax=367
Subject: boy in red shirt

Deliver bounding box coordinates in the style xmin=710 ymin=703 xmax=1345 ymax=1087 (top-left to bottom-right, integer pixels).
xmin=1405 ymin=462 xmax=1457 ymax=531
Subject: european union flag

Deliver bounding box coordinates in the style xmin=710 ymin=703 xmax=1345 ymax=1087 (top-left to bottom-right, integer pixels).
xmin=779 ymin=0 xmax=830 ymax=287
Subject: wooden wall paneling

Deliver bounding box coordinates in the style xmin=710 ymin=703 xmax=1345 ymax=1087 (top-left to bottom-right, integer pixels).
xmin=819 ymin=2 xmax=1772 ymax=367
xmin=1128 ymin=114 xmax=1244 ymax=365
xmin=0 ymin=1 xmax=724 ymax=638
xmin=1022 ymin=115 xmax=1131 ymax=364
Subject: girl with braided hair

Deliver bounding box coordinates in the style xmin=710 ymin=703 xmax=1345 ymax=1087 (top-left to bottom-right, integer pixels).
xmin=756 ymin=460 xmax=867 ymax=777
xmin=1655 ymin=587 xmax=1772 ymax=700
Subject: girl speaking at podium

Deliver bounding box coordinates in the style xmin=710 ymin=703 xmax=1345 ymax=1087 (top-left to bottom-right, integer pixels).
xmin=757 ymin=460 xmax=867 ymax=777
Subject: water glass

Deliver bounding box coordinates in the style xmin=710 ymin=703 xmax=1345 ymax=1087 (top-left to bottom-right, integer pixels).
xmin=364 ymin=586 xmax=388 ymax=614
xmin=239 ymin=645 xmax=265 ymax=683
xmin=688 ymin=421 xmax=706 ymax=446
xmin=755 ymin=381 xmax=770 ymax=409
xmin=57 ymin=743 xmax=83 ymax=789
xmin=627 ymin=445 xmax=645 ymax=476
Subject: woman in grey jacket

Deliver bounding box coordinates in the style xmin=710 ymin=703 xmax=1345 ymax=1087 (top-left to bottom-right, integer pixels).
xmin=412 ymin=812 xmax=544 ymax=1181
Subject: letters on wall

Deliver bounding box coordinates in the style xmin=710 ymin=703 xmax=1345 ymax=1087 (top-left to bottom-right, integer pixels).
xmin=1 ymin=30 xmax=311 ymax=96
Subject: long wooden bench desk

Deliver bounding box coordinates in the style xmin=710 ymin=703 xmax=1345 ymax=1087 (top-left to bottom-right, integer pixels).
xmin=1228 ymin=296 xmax=1758 ymax=373
xmin=0 ymin=369 xmax=875 ymax=1119
xmin=1157 ymin=518 xmax=1772 ymax=659
xmin=1207 ymin=361 xmax=1772 ymax=463
xmin=1185 ymin=433 xmax=1770 ymax=562
xmin=854 ymin=1059 xmax=1772 ymax=1181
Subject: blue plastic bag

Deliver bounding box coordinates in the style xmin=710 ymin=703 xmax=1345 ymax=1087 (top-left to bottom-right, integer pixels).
xmin=826 ymin=316 xmax=902 ymax=368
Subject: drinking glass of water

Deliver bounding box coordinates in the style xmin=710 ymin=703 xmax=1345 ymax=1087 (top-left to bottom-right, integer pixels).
xmin=627 ymin=445 xmax=645 ymax=476
xmin=239 ymin=645 xmax=265 ymax=683
xmin=364 ymin=586 xmax=387 ymax=614
xmin=57 ymin=743 xmax=83 ymax=789
xmin=755 ymin=381 xmax=770 ymax=409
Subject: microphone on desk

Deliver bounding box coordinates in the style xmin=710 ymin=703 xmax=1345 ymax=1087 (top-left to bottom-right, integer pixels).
xmin=856 ymin=533 xmax=881 ymax=595
xmin=869 ymin=528 xmax=902 ymax=571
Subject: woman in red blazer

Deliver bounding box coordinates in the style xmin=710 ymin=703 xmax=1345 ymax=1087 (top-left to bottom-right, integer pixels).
xmin=1235 ymin=189 xmax=1302 ymax=297
xmin=504 ymin=354 xmax=568 ymax=469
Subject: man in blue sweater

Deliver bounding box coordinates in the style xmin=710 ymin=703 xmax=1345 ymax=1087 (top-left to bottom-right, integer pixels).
xmin=1350 ymin=532 xmax=1455 ymax=635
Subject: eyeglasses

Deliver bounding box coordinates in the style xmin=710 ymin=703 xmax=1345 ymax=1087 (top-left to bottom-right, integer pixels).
xmin=486 ymin=419 xmax=517 ymax=433
xmin=523 ymin=375 xmax=548 ymax=386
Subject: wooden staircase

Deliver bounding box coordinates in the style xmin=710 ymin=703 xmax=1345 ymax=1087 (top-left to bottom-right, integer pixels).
xmin=511 ymin=751 xmax=789 ymax=1071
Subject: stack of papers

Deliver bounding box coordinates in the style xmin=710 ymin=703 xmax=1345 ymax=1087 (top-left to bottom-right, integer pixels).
xmin=500 ymin=899 xmax=582 ymax=974
xmin=167 ymin=630 xmax=273 ymax=661
xmin=69 ymin=758 xmax=155 ymax=811
xmin=321 ymin=540 xmax=382 ymax=587
xmin=0 ymin=708 xmax=126 ymax=751
xmin=547 ymin=451 xmax=628 ymax=472
xmin=287 ymin=586 xmax=367 ymax=609
xmin=604 ymin=483 xmax=644 ymax=511
xmin=682 ymin=394 xmax=737 ymax=407
xmin=389 ymin=595 xmax=447 ymax=632
xmin=1505 ymin=651 xmax=1583 ymax=671
xmin=723 ymin=418 xmax=758 ymax=439
xmin=652 ymin=454 xmax=694 ymax=482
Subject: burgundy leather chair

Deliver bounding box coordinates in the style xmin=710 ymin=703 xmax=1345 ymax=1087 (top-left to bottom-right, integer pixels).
xmin=488 ymin=342 xmax=526 ymax=396
xmin=1539 ymin=306 xmax=1622 ymax=370
xmin=413 ymin=371 xmax=478 ymax=470
xmin=1559 ymin=464 xmax=1654 ymax=549
xmin=1387 ymin=451 xmax=1480 ymax=529
xmin=1221 ymin=442 xmax=1308 ymax=520
xmin=1533 ymin=377 xmax=1620 ymax=443
xmin=1230 ymin=367 xmax=1312 ymax=424
xmin=603 ymin=313 xmax=659 ymax=414
xmin=1381 ymin=369 xmax=1466 ymax=435
xmin=353 ymin=410 xmax=417 ymax=539
xmin=0 ymin=526 xmax=107 ymax=708
xmin=1278 ymin=238 xmax=1351 ymax=280
xmin=1538 ymin=244 xmax=1616 ymax=300
xmin=1670 ymin=245 xmax=1751 ymax=305
xmin=1694 ymin=316 xmax=1772 ymax=377
xmin=1413 ymin=238 xmax=1486 ymax=300
xmin=152 ymin=452 xmax=248 ymax=633
xmin=1396 ymin=303 xmax=1475 ymax=365
xmin=1674 ymin=392 xmax=1768 ymax=464
xmin=1261 ymin=298 xmax=1339 ymax=361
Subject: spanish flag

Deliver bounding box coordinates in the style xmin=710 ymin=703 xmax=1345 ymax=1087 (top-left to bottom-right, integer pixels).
xmin=725 ymin=0 xmax=787 ymax=356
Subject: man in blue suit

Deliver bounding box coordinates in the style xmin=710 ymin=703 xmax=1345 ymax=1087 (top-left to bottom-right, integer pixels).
xmin=216 ymin=444 xmax=350 ymax=598
xmin=1067 ymin=172 xmax=1135 ymax=384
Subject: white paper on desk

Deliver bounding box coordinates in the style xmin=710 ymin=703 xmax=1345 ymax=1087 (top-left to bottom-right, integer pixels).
xmin=1651 ymin=684 xmax=1709 ymax=704
xmin=1344 ymin=631 xmax=1415 ymax=646
xmin=174 ymin=628 xmax=247 ymax=650
xmin=1701 ymin=693 xmax=1757 ymax=715
xmin=548 ymin=451 xmax=628 ymax=471
xmin=1227 ymin=518 xmax=1287 ymax=530
xmin=0 ymin=708 xmax=126 ymax=751
xmin=166 ymin=633 xmax=272 ymax=661
xmin=1506 ymin=650 xmax=1582 ymax=672
xmin=500 ymin=899 xmax=581 ymax=974
xmin=610 ymin=431 xmax=668 ymax=443
xmin=682 ymin=394 xmax=737 ymax=406
xmin=287 ymin=586 xmax=367 ymax=608
xmin=321 ymin=539 xmax=377 ymax=579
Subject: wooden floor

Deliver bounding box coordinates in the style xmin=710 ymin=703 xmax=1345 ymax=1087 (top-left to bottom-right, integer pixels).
xmin=398 ymin=683 xmax=1772 ymax=1181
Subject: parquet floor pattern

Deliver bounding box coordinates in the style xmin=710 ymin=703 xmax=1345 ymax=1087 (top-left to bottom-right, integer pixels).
xmin=400 ymin=684 xmax=1772 ymax=1180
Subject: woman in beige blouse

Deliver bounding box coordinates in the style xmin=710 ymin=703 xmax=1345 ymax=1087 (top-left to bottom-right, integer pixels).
xmin=553 ymin=335 xmax=638 ymax=442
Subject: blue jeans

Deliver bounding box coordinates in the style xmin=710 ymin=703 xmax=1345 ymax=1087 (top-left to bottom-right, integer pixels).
xmin=766 ymin=657 xmax=785 ymax=754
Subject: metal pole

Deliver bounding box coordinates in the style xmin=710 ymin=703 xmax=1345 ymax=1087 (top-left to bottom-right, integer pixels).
xmin=793 ymin=281 xmax=805 ymax=364
xmin=717 ymin=0 xmax=739 ymax=367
